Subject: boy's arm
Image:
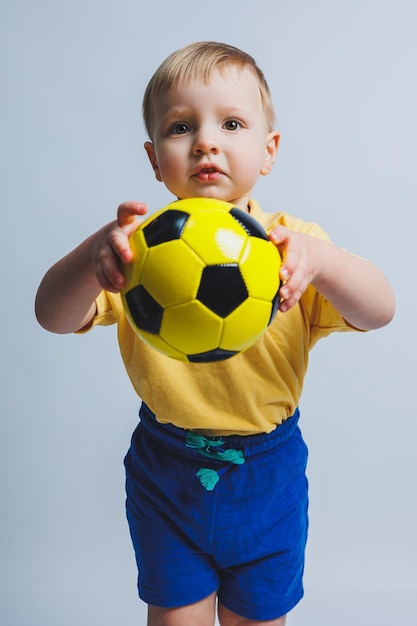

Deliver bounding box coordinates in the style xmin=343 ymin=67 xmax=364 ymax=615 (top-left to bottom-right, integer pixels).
xmin=35 ymin=202 xmax=148 ymax=334
xmin=270 ymin=226 xmax=395 ymax=331
xmin=35 ymin=235 xmax=103 ymax=334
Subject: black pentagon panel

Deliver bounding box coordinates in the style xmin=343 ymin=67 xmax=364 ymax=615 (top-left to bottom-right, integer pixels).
xmin=268 ymin=290 xmax=280 ymax=326
xmin=125 ymin=285 xmax=163 ymax=334
xmin=197 ymin=264 xmax=248 ymax=317
xmin=229 ymin=207 xmax=269 ymax=241
xmin=143 ymin=210 xmax=190 ymax=247
xmin=188 ymin=348 xmax=239 ymax=363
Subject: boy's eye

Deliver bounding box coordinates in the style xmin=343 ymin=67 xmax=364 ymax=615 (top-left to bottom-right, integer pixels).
xmin=224 ymin=119 xmax=241 ymax=131
xmin=169 ymin=122 xmax=190 ymax=135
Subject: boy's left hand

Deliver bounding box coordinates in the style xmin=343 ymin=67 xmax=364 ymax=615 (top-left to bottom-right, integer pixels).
xmin=269 ymin=224 xmax=395 ymax=330
xmin=269 ymin=225 xmax=316 ymax=312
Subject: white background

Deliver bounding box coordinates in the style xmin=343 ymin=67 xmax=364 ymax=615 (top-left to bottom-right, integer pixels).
xmin=1 ymin=1 xmax=416 ymax=624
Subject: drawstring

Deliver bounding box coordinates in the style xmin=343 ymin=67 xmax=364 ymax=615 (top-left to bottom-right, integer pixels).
xmin=186 ymin=431 xmax=245 ymax=491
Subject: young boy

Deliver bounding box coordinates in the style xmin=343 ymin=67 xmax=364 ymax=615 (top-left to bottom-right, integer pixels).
xmin=35 ymin=42 xmax=395 ymax=625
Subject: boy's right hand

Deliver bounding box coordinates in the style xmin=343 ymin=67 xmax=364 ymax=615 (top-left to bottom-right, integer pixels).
xmin=35 ymin=201 xmax=149 ymax=334
xmin=90 ymin=201 xmax=148 ymax=293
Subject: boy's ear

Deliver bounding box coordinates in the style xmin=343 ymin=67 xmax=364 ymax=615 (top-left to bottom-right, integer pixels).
xmin=144 ymin=141 xmax=163 ymax=182
xmin=260 ymin=131 xmax=280 ymax=176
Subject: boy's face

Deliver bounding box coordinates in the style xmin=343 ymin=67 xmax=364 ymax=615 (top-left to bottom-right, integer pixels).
xmin=145 ymin=67 xmax=280 ymax=212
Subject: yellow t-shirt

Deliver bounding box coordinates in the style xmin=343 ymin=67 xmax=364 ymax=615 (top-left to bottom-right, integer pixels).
xmin=89 ymin=199 xmax=358 ymax=435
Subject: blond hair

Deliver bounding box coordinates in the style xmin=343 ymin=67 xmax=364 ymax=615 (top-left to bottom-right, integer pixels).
xmin=143 ymin=41 xmax=276 ymax=138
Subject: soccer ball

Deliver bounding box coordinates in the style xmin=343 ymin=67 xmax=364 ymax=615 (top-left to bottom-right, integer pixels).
xmin=121 ymin=198 xmax=281 ymax=362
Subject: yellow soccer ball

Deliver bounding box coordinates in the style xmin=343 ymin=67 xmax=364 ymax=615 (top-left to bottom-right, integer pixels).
xmin=121 ymin=198 xmax=281 ymax=362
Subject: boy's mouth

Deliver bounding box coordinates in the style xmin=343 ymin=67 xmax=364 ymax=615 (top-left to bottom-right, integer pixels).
xmin=193 ymin=165 xmax=223 ymax=182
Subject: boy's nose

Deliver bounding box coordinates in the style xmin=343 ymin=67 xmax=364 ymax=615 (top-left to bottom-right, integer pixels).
xmin=192 ymin=128 xmax=220 ymax=155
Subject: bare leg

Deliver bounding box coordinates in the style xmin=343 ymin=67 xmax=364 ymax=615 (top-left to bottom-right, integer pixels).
xmin=147 ymin=592 xmax=217 ymax=626
xmin=218 ymin=603 xmax=286 ymax=626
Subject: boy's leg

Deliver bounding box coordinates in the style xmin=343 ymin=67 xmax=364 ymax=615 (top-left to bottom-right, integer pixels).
xmin=218 ymin=603 xmax=286 ymax=626
xmin=147 ymin=595 xmax=286 ymax=626
xmin=147 ymin=592 xmax=217 ymax=626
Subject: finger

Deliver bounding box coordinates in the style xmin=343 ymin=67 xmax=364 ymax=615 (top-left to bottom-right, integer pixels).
xmin=97 ymin=250 xmax=125 ymax=292
xmin=109 ymin=229 xmax=135 ymax=264
xmin=279 ymin=265 xmax=310 ymax=312
xmin=280 ymin=265 xmax=290 ymax=282
xmin=117 ymin=201 xmax=148 ymax=227
xmin=269 ymin=226 xmax=293 ymax=274
xmin=279 ymin=280 xmax=303 ymax=312
xmin=269 ymin=225 xmax=289 ymax=247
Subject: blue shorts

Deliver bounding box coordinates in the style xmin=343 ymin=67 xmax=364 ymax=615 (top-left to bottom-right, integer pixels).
xmin=124 ymin=403 xmax=309 ymax=621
